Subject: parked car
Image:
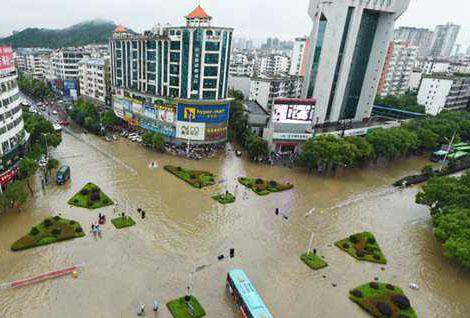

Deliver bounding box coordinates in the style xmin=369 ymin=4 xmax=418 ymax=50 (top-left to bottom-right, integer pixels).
xmin=58 ymin=120 xmax=70 ymax=126
xmin=52 ymin=110 xmax=58 ymax=115
xmin=56 ymin=165 xmax=70 ymax=185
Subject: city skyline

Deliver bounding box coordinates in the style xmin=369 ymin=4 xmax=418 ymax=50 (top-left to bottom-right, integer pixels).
xmin=1 ymin=0 xmax=469 ymax=46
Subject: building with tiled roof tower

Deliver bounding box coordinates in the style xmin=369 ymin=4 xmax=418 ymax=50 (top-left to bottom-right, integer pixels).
xmin=109 ymin=5 xmax=234 ymax=144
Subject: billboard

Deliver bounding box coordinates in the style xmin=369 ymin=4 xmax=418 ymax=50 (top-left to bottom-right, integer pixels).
xmin=140 ymin=119 xmax=176 ymax=138
xmin=0 ymin=46 xmax=13 ymax=70
xmin=176 ymin=121 xmax=206 ymax=141
xmin=64 ymin=80 xmax=78 ymax=98
xmin=205 ymin=124 xmax=228 ymax=142
xmin=272 ymin=99 xmax=315 ymax=124
xmin=272 ymin=103 xmax=315 ymax=124
xmin=177 ymin=102 xmax=230 ymax=123
xmin=156 ymin=104 xmax=176 ymax=124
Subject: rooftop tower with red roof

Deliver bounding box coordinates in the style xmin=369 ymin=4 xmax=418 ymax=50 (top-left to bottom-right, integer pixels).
xmin=185 ymin=5 xmax=212 ymax=27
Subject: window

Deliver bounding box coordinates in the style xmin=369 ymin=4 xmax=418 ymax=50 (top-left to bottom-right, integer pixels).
xmin=170 ymin=41 xmax=181 ymax=50
xmin=205 ymin=42 xmax=220 ymax=51
xmin=203 ymin=91 xmax=216 ymax=99
xmin=170 ymin=52 xmax=180 ymax=63
xmin=203 ymin=79 xmax=217 ymax=89
xmin=205 ymin=53 xmax=219 ymax=64
xmin=204 ymin=66 xmax=218 ymax=77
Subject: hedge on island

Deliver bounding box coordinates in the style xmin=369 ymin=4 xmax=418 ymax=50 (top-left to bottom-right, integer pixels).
xmin=212 ymin=191 xmax=236 ymax=204
xmin=335 ymin=232 xmax=387 ymax=264
xmin=11 ymin=216 xmax=85 ymax=251
xmin=349 ymin=282 xmax=417 ymax=318
xmin=166 ymin=296 xmax=206 ymax=318
xmin=300 ymin=252 xmax=328 ymax=270
xmin=164 ymin=165 xmax=216 ymax=189
xmin=111 ymin=216 xmax=136 ymax=229
xmin=68 ymin=183 xmax=114 ymax=209
xmin=237 ymin=177 xmax=293 ymax=196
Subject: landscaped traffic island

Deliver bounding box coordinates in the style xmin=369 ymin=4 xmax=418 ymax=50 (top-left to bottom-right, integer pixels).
xmin=300 ymin=252 xmax=328 ymax=270
xmin=237 ymin=177 xmax=293 ymax=196
xmin=11 ymin=216 xmax=85 ymax=251
xmin=68 ymin=183 xmax=114 ymax=209
xmin=164 ymin=165 xmax=216 ymax=189
xmin=111 ymin=216 xmax=136 ymax=229
xmin=212 ymin=191 xmax=236 ymax=204
xmin=349 ymin=282 xmax=417 ymax=318
xmin=166 ymin=296 xmax=206 ymax=318
xmin=335 ymin=232 xmax=387 ymax=264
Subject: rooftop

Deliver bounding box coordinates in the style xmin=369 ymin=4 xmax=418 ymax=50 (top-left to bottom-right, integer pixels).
xmin=114 ymin=25 xmax=127 ymax=33
xmin=185 ymin=5 xmax=212 ymax=20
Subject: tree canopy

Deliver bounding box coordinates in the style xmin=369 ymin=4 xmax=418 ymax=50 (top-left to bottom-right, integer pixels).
xmin=18 ymin=75 xmax=53 ymax=100
xmin=416 ymin=172 xmax=470 ymax=268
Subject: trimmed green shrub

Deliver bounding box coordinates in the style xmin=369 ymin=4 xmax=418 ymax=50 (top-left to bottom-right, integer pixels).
xmin=43 ymin=219 xmax=53 ymax=227
xmin=349 ymin=234 xmax=359 ymax=243
xmin=30 ymin=227 xmax=39 ymax=235
xmin=75 ymin=227 xmax=83 ymax=233
xmin=369 ymin=282 xmax=379 ymax=289
xmin=51 ymin=228 xmax=61 ymax=236
xmin=376 ymin=302 xmax=393 ymax=316
xmin=80 ymin=189 xmax=89 ymax=195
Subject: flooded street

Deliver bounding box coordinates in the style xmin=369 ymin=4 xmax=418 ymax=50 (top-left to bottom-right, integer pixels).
xmin=0 ymin=127 xmax=469 ymax=318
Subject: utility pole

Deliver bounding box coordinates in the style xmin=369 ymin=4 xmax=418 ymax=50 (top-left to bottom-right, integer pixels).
xmin=440 ymin=131 xmax=456 ymax=172
xmin=186 ymin=110 xmax=192 ymax=156
xmin=306 ymin=231 xmax=314 ymax=256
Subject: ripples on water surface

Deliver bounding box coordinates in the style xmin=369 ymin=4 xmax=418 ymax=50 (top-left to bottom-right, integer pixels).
xmin=0 ymin=130 xmax=469 ymax=317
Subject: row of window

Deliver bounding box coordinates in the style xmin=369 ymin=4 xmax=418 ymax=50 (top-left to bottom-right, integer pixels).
xmin=0 ymin=78 xmax=18 ymax=94
xmin=0 ymin=93 xmax=19 ymax=108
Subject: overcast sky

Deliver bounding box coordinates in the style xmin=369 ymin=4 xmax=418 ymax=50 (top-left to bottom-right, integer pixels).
xmin=1 ymin=0 xmax=469 ymax=47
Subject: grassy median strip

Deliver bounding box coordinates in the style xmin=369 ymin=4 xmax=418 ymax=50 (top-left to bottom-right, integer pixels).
xmin=335 ymin=232 xmax=387 ymax=264
xmin=68 ymin=182 xmax=114 ymax=209
xmin=349 ymin=282 xmax=417 ymax=318
xmin=11 ymin=216 xmax=85 ymax=251
xmin=164 ymin=165 xmax=216 ymax=189
xmin=238 ymin=177 xmax=293 ymax=196
xmin=166 ymin=296 xmax=206 ymax=318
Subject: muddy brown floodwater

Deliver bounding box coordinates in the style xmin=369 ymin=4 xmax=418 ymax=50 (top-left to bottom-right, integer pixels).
xmin=0 ymin=127 xmax=469 ymax=318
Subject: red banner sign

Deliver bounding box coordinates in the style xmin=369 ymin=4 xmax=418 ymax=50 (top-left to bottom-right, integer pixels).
xmin=0 ymin=167 xmax=18 ymax=186
xmin=0 ymin=46 xmax=14 ymax=71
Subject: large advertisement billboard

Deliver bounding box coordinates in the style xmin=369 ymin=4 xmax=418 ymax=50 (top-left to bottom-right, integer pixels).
xmin=272 ymin=99 xmax=315 ymax=124
xmin=140 ymin=119 xmax=176 ymax=138
xmin=0 ymin=46 xmax=13 ymax=71
xmin=205 ymin=123 xmax=228 ymax=142
xmin=176 ymin=121 xmax=206 ymax=141
xmin=143 ymin=104 xmax=175 ymax=124
xmin=177 ymin=102 xmax=230 ymax=123
xmin=64 ymin=80 xmax=79 ymax=99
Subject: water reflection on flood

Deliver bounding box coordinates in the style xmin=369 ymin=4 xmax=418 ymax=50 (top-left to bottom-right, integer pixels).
xmin=0 ymin=128 xmax=469 ymax=318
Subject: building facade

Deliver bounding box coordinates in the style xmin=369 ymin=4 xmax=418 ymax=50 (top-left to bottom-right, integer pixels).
xmin=417 ymin=74 xmax=470 ymax=115
xmin=289 ymin=37 xmax=308 ymax=76
xmin=393 ymin=26 xmax=433 ymax=58
xmin=302 ymin=0 xmax=410 ymax=124
xmin=110 ymin=5 xmax=233 ymax=144
xmin=254 ymin=54 xmax=290 ymax=77
xmin=0 ymin=46 xmax=28 ymax=187
xmin=249 ymin=76 xmax=303 ymax=111
xmin=377 ymin=41 xmax=417 ymax=96
xmin=429 ymin=23 xmax=460 ymax=58
xmin=78 ymin=57 xmax=110 ymax=104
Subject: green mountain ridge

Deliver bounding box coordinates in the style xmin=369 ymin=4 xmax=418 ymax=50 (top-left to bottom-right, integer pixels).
xmin=0 ymin=20 xmax=117 ymax=48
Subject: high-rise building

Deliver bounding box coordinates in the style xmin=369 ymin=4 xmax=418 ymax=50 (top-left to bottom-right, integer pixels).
xmin=0 ymin=46 xmax=28 ymax=187
xmin=429 ymin=23 xmax=460 ymax=58
xmin=255 ymin=54 xmax=290 ymax=77
xmin=110 ymin=5 xmax=233 ymax=100
xmin=249 ymin=76 xmax=303 ymax=110
xmin=110 ymin=5 xmax=233 ymax=144
xmin=394 ymin=26 xmax=433 ymax=58
xmin=302 ymin=0 xmax=410 ymax=124
xmin=289 ymin=37 xmax=308 ymax=76
xmin=377 ymin=41 xmax=417 ymax=97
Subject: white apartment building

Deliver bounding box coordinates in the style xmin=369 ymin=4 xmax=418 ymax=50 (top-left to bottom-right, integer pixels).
xmin=377 ymin=41 xmax=417 ymax=96
xmin=417 ymin=75 xmax=470 ymax=115
xmin=419 ymin=58 xmax=470 ymax=75
xmin=302 ymin=0 xmax=410 ymax=124
xmin=24 ymin=53 xmax=47 ymax=79
xmin=229 ymin=52 xmax=254 ymax=76
xmin=78 ymin=57 xmax=110 ymax=104
xmin=394 ymin=27 xmax=434 ymax=58
xmin=255 ymin=54 xmax=290 ymax=77
xmin=289 ymin=37 xmax=308 ymax=76
xmin=0 ymin=46 xmax=28 ymax=182
xmin=408 ymin=69 xmax=422 ymax=91
xmin=429 ymin=23 xmax=460 ymax=58
xmin=50 ymin=48 xmax=86 ymax=80
xmin=249 ymin=76 xmax=303 ymax=110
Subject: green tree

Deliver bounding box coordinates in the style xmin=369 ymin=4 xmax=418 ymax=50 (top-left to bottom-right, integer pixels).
xmin=345 ymin=136 xmax=375 ymax=166
xmin=299 ymin=135 xmax=358 ymax=172
xmin=142 ymin=131 xmax=165 ymax=152
xmin=228 ymin=89 xmax=245 ymax=101
xmin=228 ymin=100 xmax=248 ymax=143
xmin=375 ymin=94 xmax=425 ymax=113
xmin=244 ymin=133 xmax=269 ymax=159
xmin=18 ymin=157 xmax=39 ymax=195
xmin=416 ymin=172 xmax=470 ymax=268
xmin=4 ymin=181 xmax=28 ymax=211
xmin=142 ymin=131 xmax=155 ymax=147
xmin=47 ymin=158 xmax=60 ymax=176
xmin=45 ymin=133 xmax=62 ymax=148
xmin=102 ymin=109 xmax=121 ymax=127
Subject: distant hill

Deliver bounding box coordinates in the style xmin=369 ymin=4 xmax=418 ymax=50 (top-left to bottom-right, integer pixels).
xmin=0 ymin=20 xmax=117 ymax=48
